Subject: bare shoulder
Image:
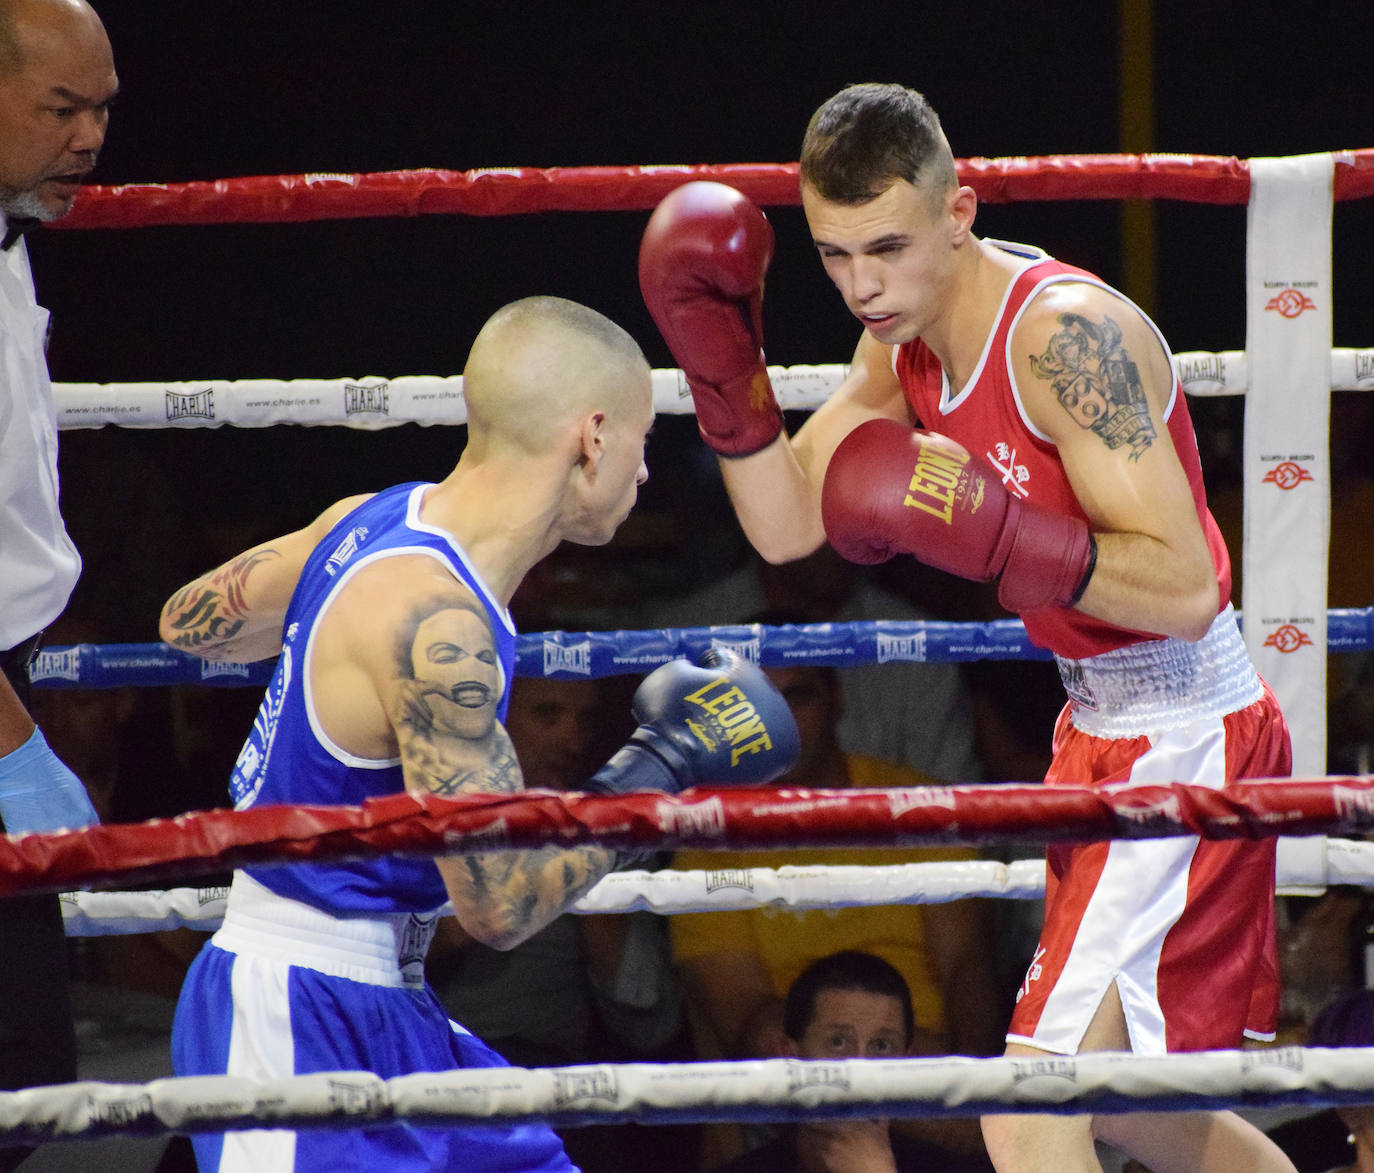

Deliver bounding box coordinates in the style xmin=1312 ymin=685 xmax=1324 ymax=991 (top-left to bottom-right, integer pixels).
xmin=311 ymin=493 xmax=375 ymax=539
xmin=161 ymin=491 xmax=378 ymax=663
xmin=323 ymin=554 xmax=486 ymax=671
xmin=1010 ymin=280 xmax=1174 ymax=457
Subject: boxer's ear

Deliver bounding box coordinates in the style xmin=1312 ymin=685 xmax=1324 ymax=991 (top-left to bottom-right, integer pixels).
xmin=575 ymin=411 xmax=606 ymax=472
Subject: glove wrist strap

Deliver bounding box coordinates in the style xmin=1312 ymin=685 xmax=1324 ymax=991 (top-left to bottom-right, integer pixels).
xmin=1067 ymin=534 xmax=1098 ymax=607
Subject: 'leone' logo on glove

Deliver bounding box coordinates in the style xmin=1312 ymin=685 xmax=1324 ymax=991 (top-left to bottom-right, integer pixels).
xmin=683 ymin=676 xmax=775 ymax=767
xmin=903 ymin=444 xmax=978 ymax=524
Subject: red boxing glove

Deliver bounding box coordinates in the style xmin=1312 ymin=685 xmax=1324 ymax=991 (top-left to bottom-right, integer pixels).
xmin=638 ymin=181 xmax=783 ymax=456
xmin=821 ymin=418 xmax=1097 ymax=613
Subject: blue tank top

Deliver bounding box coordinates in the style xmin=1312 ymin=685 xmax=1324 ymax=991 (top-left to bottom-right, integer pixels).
xmin=231 ymin=482 xmax=516 ymax=915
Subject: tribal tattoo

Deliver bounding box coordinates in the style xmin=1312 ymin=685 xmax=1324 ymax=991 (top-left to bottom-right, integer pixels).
xmin=161 ymin=548 xmax=280 ymax=656
xmin=1029 ymin=313 xmax=1156 ymax=460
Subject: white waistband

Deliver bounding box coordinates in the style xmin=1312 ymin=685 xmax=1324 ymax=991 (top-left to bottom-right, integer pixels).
xmin=211 ymin=873 xmax=440 ymax=989
xmin=1055 ymin=605 xmax=1262 ymax=739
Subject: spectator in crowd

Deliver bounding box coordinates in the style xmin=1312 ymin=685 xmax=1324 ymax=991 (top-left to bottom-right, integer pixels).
xmin=710 ymin=950 xmax=995 ymax=1173
xmin=671 ymin=626 xmax=1004 ymax=1166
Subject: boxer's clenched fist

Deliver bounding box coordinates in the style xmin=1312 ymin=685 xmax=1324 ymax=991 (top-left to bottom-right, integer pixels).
xmin=638 ymin=181 xmax=783 ymax=456
xmin=822 ymin=418 xmax=1097 ymax=613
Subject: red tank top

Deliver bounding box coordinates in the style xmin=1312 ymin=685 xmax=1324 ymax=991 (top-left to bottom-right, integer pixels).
xmin=893 ymin=243 xmax=1230 ymax=660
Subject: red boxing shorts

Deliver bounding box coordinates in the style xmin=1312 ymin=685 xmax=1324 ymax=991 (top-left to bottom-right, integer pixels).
xmin=1009 ymin=612 xmax=1291 ymax=1056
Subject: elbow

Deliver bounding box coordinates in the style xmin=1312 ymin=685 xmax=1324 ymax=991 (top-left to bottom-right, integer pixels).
xmin=449 ymin=887 xmax=543 ymax=952
xmin=751 ymin=531 xmax=829 ymax=567
xmin=439 ymin=856 xmax=553 ymax=951
xmin=1177 ymin=611 xmax=1218 ymax=645
xmin=1177 ymin=618 xmax=1214 ymax=645
xmin=733 ymin=497 xmax=828 ymax=566
xmin=454 ymin=907 xmax=527 ymax=952
xmin=1172 ymin=580 xmax=1223 ymax=644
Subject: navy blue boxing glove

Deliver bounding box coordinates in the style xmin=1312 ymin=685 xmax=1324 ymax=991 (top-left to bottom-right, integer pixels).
xmin=0 ymin=726 xmax=100 ymax=834
xmin=583 ymin=647 xmax=799 ymax=797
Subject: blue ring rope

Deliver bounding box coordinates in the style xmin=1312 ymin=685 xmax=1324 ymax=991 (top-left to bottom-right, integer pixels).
xmin=27 ymin=609 xmax=1374 ymax=689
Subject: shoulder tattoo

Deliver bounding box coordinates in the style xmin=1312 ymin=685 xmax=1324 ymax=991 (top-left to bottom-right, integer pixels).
xmin=391 ymin=592 xmax=510 ymax=797
xmin=1029 ymin=312 xmax=1157 ymax=460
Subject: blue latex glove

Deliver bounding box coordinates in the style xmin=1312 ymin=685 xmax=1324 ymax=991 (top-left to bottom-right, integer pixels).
xmin=0 ymin=726 xmax=100 ymax=834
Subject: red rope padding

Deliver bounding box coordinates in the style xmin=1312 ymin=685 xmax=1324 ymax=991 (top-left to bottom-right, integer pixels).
xmin=3 ymin=778 xmax=1372 ymax=898
xmin=46 ymin=150 xmax=1374 ymax=231
xmin=53 ymin=164 xmax=803 ymax=229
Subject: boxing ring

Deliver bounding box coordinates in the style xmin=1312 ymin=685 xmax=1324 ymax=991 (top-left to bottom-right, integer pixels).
xmin=15 ymin=150 xmax=1374 ymax=1148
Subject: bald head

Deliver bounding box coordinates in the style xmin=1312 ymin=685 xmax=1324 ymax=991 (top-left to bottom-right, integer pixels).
xmin=462 ymin=296 xmax=651 ymax=454
xmin=0 ymin=0 xmax=115 ymax=220
xmin=0 ymin=0 xmax=106 ymax=75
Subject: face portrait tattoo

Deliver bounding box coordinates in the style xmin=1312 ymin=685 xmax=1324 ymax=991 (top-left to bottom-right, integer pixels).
xmin=408 ymin=605 xmax=500 ymax=739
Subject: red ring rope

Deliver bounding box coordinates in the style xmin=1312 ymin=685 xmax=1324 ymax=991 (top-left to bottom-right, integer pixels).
xmin=5 ymin=777 xmax=1372 ymax=899
xmin=49 ymin=150 xmax=1374 ymax=231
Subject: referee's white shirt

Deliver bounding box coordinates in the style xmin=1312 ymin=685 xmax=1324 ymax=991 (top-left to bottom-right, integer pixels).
xmin=1 ymin=213 xmax=81 ymax=650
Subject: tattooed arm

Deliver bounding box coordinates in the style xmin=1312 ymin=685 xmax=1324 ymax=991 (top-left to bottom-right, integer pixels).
xmin=1012 ymin=283 xmax=1219 ymax=640
xmin=383 ymin=577 xmax=614 ymax=951
xmin=158 ymin=495 xmax=371 ymax=662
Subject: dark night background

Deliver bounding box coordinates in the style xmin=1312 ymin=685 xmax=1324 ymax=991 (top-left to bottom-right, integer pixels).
xmin=24 ymin=0 xmax=1374 ymax=641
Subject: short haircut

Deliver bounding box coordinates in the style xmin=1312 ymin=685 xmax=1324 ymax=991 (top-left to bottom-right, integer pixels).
xmin=486 ymin=295 xmax=646 ymax=371
xmin=784 ymin=949 xmax=915 ymax=1045
xmin=461 ymin=294 xmax=649 ymax=452
xmin=800 ymin=82 xmax=958 ymax=208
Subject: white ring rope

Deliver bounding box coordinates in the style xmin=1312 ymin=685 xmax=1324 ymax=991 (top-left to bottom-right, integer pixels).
xmin=57 ymin=837 xmax=1374 ymax=936
xmin=6 ymin=1047 xmax=1374 ymax=1145
xmin=51 ymin=350 xmax=1374 ymax=431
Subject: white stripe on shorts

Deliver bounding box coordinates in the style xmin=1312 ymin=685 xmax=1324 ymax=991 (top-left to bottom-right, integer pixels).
xmin=216 ymin=952 xmax=297 ymax=1170
xmin=1015 ymin=715 xmax=1228 ymax=1055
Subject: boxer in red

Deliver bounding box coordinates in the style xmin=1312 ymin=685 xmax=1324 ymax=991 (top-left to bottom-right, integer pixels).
xmin=639 ymin=83 xmax=1295 ymax=1173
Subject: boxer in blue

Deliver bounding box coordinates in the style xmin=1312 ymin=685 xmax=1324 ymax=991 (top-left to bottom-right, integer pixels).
xmin=161 ymin=296 xmax=798 ymax=1172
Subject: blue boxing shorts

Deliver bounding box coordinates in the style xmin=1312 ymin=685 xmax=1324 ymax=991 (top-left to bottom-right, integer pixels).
xmin=172 ymin=874 xmax=577 ymax=1173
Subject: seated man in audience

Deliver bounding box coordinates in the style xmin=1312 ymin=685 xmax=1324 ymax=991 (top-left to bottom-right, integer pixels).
xmin=671 ymin=644 xmax=1004 ymax=1061
xmin=711 ymin=950 xmax=995 ymax=1172
xmin=671 ymin=634 xmax=1004 ymax=1164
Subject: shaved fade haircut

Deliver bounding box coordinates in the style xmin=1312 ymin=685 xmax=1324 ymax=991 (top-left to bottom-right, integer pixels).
xmin=800 ymin=82 xmax=958 ymax=210
xmin=486 ymin=295 xmax=646 ymax=370
xmin=462 ymin=295 xmax=650 ymax=455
